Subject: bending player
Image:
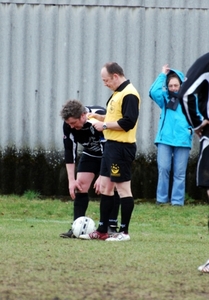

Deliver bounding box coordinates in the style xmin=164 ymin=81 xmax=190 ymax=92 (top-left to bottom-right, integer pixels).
xmin=59 ymin=99 xmax=120 ymax=238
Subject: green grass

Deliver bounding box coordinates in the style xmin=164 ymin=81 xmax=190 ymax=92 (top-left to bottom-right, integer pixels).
xmin=1 ymin=195 xmax=209 ymax=300
xmin=22 ymin=190 xmax=41 ymax=200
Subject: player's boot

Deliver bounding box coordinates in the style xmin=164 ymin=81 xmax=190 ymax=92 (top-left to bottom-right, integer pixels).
xmin=59 ymin=228 xmax=76 ymax=238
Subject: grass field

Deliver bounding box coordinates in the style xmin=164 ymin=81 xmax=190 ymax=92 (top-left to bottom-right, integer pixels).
xmin=1 ymin=195 xmax=209 ymax=300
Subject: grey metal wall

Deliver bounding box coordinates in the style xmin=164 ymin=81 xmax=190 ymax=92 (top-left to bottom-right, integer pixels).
xmin=0 ymin=0 xmax=208 ymax=154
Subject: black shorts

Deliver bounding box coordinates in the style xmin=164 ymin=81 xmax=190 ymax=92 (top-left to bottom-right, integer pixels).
xmin=197 ymin=138 xmax=209 ymax=188
xmin=77 ymin=153 xmax=102 ymax=174
xmin=100 ymin=140 xmax=136 ymax=182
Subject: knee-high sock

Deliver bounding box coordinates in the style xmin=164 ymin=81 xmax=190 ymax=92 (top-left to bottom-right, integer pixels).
xmin=108 ymin=190 xmax=120 ymax=227
xmin=97 ymin=194 xmax=114 ymax=233
xmin=119 ymin=197 xmax=134 ymax=234
xmin=74 ymin=193 xmax=89 ymax=220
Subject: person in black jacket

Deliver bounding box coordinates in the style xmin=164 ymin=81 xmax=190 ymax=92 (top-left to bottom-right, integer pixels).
xmin=59 ymin=99 xmax=120 ymax=238
xmin=178 ymin=52 xmax=209 ymax=200
xmin=178 ymin=53 xmax=209 ymax=273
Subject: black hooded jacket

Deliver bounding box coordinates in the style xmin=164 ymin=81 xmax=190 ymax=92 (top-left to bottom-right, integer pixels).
xmin=178 ymin=52 xmax=209 ymax=129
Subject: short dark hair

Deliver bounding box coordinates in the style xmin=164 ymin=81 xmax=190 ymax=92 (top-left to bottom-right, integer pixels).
xmin=167 ymin=73 xmax=181 ymax=85
xmin=60 ymin=99 xmax=86 ymax=120
xmin=103 ymin=62 xmax=124 ymax=76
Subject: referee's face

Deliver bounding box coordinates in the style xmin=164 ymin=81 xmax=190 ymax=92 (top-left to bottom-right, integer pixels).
xmin=101 ymin=67 xmax=118 ymax=91
xmin=65 ymin=113 xmax=86 ymax=130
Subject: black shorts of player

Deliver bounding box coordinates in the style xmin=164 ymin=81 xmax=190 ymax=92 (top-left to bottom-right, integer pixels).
xmin=77 ymin=153 xmax=102 ymax=174
xmin=197 ymin=138 xmax=209 ymax=188
xmin=100 ymin=140 xmax=136 ymax=182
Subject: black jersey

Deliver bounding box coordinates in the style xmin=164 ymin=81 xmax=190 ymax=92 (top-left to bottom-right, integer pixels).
xmin=63 ymin=106 xmax=106 ymax=163
xmin=178 ymin=52 xmax=209 ymax=129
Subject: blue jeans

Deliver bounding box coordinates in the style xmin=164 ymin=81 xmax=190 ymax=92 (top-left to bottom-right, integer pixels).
xmin=157 ymin=144 xmax=190 ymax=206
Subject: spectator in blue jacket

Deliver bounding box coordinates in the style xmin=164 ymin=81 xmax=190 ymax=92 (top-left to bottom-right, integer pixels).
xmin=149 ymin=64 xmax=193 ymax=206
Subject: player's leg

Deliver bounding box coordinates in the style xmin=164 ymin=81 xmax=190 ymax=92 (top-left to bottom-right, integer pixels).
xmin=73 ymin=155 xmax=101 ymax=219
xmin=197 ymin=139 xmax=209 ymax=189
xmin=106 ymin=143 xmax=136 ymax=242
xmin=60 ymin=155 xmax=100 ymax=238
xmin=79 ymin=175 xmax=115 ymax=240
xmin=59 ymin=172 xmax=95 ymax=238
xmin=98 ymin=175 xmax=115 ymax=232
xmin=113 ymin=180 xmax=133 ymax=236
xmin=108 ymin=189 xmax=120 ymax=234
xmin=79 ymin=150 xmax=116 ymax=240
xmin=73 ymin=172 xmax=95 ymax=219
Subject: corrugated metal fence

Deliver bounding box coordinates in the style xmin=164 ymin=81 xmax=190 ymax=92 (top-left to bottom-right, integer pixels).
xmin=0 ymin=0 xmax=209 ymax=154
xmin=0 ymin=0 xmax=209 ymax=198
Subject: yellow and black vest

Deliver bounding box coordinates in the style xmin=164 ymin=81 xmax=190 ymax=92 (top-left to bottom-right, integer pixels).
xmin=104 ymin=83 xmax=140 ymax=143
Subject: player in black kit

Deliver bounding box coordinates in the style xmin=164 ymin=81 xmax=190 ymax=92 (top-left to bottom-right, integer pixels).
xmin=59 ymin=99 xmax=120 ymax=238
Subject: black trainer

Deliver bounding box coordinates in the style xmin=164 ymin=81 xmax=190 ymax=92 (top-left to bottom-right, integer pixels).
xmin=59 ymin=228 xmax=76 ymax=238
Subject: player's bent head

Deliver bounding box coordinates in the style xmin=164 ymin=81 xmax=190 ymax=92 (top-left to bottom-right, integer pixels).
xmin=60 ymin=99 xmax=86 ymax=121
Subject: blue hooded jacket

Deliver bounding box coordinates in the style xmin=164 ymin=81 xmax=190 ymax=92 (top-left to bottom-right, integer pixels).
xmin=149 ymin=69 xmax=193 ymax=148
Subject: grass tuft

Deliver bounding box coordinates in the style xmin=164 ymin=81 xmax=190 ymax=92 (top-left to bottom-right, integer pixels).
xmin=22 ymin=189 xmax=41 ymax=200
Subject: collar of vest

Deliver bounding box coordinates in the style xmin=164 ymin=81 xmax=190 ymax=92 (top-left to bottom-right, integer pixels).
xmin=115 ymin=79 xmax=130 ymax=92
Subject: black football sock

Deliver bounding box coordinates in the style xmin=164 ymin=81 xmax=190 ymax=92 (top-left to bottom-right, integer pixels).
xmin=119 ymin=196 xmax=134 ymax=234
xmin=74 ymin=193 xmax=89 ymax=220
xmin=97 ymin=194 xmax=114 ymax=233
xmin=108 ymin=190 xmax=120 ymax=227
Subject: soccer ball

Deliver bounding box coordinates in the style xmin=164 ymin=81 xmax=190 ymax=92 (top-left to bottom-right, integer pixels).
xmin=72 ymin=216 xmax=96 ymax=238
